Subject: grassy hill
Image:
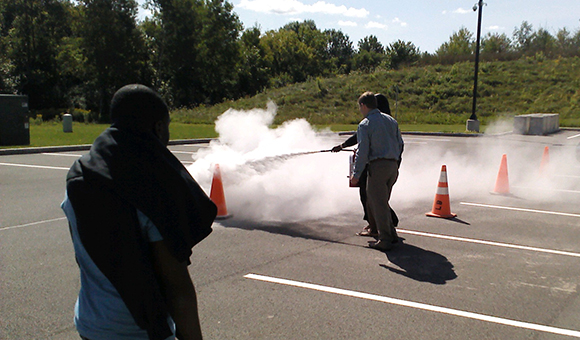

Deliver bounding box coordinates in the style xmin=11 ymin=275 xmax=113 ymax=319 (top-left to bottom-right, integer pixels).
xmin=172 ymin=54 xmax=580 ymax=128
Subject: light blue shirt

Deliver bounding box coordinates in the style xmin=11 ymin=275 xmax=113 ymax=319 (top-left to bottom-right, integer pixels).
xmin=62 ymin=194 xmax=176 ymax=340
xmin=354 ymin=109 xmax=404 ymax=179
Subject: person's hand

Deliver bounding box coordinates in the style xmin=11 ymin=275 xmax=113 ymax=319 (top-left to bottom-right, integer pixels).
xmin=350 ymin=176 xmax=359 ymax=187
xmin=331 ymin=145 xmax=342 ymax=153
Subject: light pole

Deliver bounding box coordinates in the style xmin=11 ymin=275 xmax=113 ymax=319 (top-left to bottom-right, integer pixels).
xmin=467 ymin=0 xmax=484 ymax=132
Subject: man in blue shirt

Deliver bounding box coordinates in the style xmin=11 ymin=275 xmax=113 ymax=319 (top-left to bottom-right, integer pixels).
xmin=350 ymin=91 xmax=404 ymax=251
xmin=63 ymin=84 xmax=217 ymax=339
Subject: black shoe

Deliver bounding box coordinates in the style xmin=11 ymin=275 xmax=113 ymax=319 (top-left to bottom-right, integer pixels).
xmin=368 ymin=240 xmax=393 ymax=251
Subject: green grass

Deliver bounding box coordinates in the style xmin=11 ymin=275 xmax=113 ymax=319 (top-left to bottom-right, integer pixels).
xmin=15 ymin=122 xmax=218 ymax=148
xmin=171 ymin=56 xmax=580 ymax=128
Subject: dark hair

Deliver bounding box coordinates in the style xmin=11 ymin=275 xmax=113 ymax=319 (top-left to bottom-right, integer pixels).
xmin=358 ymin=91 xmax=377 ymax=109
xmin=110 ymin=84 xmax=169 ymax=131
xmin=375 ymin=93 xmax=391 ymax=115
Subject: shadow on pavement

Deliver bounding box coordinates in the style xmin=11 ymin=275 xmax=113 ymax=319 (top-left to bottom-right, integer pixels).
xmin=380 ymin=243 xmax=457 ymax=284
xmin=218 ymin=215 xmax=364 ymax=246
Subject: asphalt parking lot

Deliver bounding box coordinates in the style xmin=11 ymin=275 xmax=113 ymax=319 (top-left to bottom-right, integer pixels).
xmin=1 ymin=130 xmax=580 ymax=339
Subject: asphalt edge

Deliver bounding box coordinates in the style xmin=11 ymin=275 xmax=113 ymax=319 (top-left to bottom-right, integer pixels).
xmin=0 ymin=138 xmax=213 ymax=156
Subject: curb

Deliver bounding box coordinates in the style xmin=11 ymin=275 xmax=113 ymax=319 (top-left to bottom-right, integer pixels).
xmin=0 ymin=138 xmax=213 ymax=156
xmin=339 ymin=131 xmax=482 ymax=138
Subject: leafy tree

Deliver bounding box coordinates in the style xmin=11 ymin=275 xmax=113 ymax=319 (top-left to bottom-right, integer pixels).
xmin=79 ymin=0 xmax=152 ymax=119
xmin=386 ymin=40 xmax=420 ymax=69
xmin=281 ymin=20 xmax=329 ymax=76
xmin=358 ymin=35 xmax=384 ymax=54
xmin=143 ymin=0 xmax=203 ymax=107
xmin=513 ymin=21 xmax=534 ymax=53
xmin=146 ymin=0 xmax=241 ymax=107
xmin=352 ymin=35 xmax=385 ymax=72
xmin=481 ymin=32 xmax=512 ymax=54
xmin=260 ymin=20 xmax=329 ymax=85
xmin=555 ymin=28 xmax=573 ymax=55
xmin=196 ymin=0 xmax=242 ymax=103
xmin=282 ymin=19 xmax=317 ymax=38
xmin=572 ymin=29 xmax=580 ymax=55
xmin=324 ymin=29 xmax=354 ymax=74
xmin=436 ymin=27 xmax=473 ymax=56
xmin=2 ymin=0 xmax=74 ymax=108
xmin=530 ymin=27 xmax=556 ymax=55
xmin=260 ymin=29 xmax=309 ymax=86
xmin=237 ymin=25 xmax=269 ymax=96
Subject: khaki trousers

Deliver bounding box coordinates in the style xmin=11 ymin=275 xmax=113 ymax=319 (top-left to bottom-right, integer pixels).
xmin=366 ymin=159 xmax=399 ymax=243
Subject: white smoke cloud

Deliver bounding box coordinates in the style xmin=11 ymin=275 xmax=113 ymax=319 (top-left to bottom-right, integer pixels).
xmin=187 ymin=102 xmax=360 ymax=222
xmin=188 ymin=107 xmax=578 ymax=223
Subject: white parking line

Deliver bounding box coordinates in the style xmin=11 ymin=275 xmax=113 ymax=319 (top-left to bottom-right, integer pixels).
xmin=0 ymin=162 xmax=69 ymax=170
xmin=0 ymin=217 xmax=67 ymax=232
xmin=404 ymin=138 xmax=451 ymax=142
xmin=512 ymin=186 xmax=580 ymax=194
xmin=567 ymin=133 xmax=580 ymax=140
xmin=41 ymin=153 xmax=83 ymax=157
xmin=397 ymin=229 xmax=580 ymax=258
xmin=460 ymin=202 xmax=580 ymax=218
xmin=170 ymin=151 xmax=197 ymax=155
xmin=244 ymin=273 xmax=580 ymax=338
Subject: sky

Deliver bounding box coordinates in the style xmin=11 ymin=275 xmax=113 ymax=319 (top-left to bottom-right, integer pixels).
xmin=138 ymin=0 xmax=580 ymax=53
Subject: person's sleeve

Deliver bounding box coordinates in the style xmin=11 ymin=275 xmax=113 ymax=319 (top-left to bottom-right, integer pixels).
xmin=353 ymin=124 xmax=369 ymax=179
xmin=342 ymin=133 xmax=358 ymax=148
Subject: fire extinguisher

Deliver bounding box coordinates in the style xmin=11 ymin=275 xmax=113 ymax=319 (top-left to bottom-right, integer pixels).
xmin=349 ymin=149 xmax=358 ymax=187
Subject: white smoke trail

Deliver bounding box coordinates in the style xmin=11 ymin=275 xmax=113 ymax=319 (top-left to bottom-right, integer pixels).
xmin=187 ymin=101 xmax=360 ymax=222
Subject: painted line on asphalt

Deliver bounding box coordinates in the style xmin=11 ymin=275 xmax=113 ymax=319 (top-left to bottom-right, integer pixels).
xmin=244 ymin=273 xmax=580 ymax=338
xmin=567 ymin=133 xmax=580 ymax=140
xmin=42 ymin=152 xmax=83 ymax=157
xmin=0 ymin=162 xmax=69 ymax=170
xmin=460 ymin=202 xmax=580 ymax=218
xmin=1 ymin=160 xmax=192 ymax=170
xmin=512 ymin=186 xmax=580 ymax=194
xmin=170 ymin=151 xmax=197 ymax=155
xmin=404 ymin=137 xmax=451 ymax=142
xmin=0 ymin=217 xmax=67 ymax=232
xmin=397 ymin=229 xmax=580 ymax=258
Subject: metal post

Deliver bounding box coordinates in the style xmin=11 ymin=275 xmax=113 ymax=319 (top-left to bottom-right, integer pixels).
xmin=467 ymin=0 xmax=483 ymax=132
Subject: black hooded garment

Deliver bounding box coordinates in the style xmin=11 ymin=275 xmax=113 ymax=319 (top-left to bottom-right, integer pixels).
xmin=66 ymin=126 xmax=217 ymax=340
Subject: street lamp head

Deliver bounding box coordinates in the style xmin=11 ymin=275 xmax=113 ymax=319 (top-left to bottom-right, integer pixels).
xmin=473 ymin=4 xmax=478 ymax=11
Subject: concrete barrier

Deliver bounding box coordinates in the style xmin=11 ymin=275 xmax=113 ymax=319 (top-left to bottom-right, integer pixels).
xmin=513 ymin=113 xmax=559 ymax=135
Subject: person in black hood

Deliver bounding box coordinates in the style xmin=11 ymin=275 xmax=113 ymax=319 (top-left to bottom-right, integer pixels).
xmin=62 ymin=84 xmax=217 ymax=340
xmin=332 ymin=93 xmax=400 ymax=237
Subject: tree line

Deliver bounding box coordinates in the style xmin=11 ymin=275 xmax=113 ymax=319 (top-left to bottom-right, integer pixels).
xmin=1 ymin=0 xmax=579 ymax=121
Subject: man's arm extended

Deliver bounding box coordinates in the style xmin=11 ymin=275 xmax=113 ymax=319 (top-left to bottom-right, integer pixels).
xmin=151 ymin=241 xmax=203 ymax=340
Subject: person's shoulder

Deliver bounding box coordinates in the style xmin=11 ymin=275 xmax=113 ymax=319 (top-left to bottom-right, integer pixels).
xmin=359 ymin=117 xmax=370 ymax=125
xmin=381 ymin=112 xmax=398 ymax=124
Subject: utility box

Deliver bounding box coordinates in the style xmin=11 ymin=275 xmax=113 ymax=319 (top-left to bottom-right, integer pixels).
xmin=0 ymin=94 xmax=30 ymax=146
xmin=513 ymin=113 xmax=559 ymax=135
xmin=63 ymin=113 xmax=73 ymax=133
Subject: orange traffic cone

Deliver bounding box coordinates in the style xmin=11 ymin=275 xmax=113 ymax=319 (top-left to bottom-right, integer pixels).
xmin=491 ymin=154 xmax=510 ymax=195
xmin=539 ymin=146 xmax=549 ymax=174
xmin=426 ymin=165 xmax=457 ymax=219
xmin=210 ymin=164 xmax=232 ymax=219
